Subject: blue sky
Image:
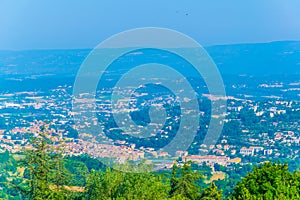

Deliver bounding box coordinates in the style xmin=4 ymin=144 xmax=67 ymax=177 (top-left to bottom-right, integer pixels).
xmin=1 ymin=0 xmax=300 ymax=50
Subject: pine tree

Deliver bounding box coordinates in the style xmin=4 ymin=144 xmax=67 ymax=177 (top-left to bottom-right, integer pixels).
xmin=50 ymin=137 xmax=72 ymax=194
xmin=170 ymin=162 xmax=179 ymax=197
xmin=17 ymin=127 xmax=72 ymax=199
xmin=200 ymin=182 xmax=222 ymax=200
xmin=21 ymin=131 xmax=53 ymax=199
xmin=50 ymin=152 xmax=72 ymax=197
xmin=169 ymin=161 xmax=201 ymax=200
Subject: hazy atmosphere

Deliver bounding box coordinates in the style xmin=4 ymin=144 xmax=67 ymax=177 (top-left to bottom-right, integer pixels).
xmin=0 ymin=1 xmax=300 ymax=200
xmin=1 ymin=0 xmax=300 ymax=49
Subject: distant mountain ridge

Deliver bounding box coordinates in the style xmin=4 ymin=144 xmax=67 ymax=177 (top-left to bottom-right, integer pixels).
xmin=0 ymin=41 xmax=299 ymax=77
xmin=206 ymin=41 xmax=300 ymax=75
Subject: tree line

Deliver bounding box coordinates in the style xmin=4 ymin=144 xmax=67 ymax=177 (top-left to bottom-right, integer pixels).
xmin=0 ymin=131 xmax=299 ymax=199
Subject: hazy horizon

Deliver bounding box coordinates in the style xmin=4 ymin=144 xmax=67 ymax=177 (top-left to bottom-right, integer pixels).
xmin=1 ymin=40 xmax=300 ymax=51
xmin=1 ymin=0 xmax=300 ymax=50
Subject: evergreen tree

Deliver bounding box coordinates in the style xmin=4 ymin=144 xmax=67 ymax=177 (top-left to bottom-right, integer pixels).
xmin=200 ymin=182 xmax=222 ymax=200
xmin=169 ymin=161 xmax=201 ymax=200
xmin=17 ymin=128 xmax=72 ymax=199
xmin=50 ymin=138 xmax=72 ymax=193
xmin=50 ymin=152 xmax=72 ymax=197
xmin=22 ymin=131 xmax=52 ymax=199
